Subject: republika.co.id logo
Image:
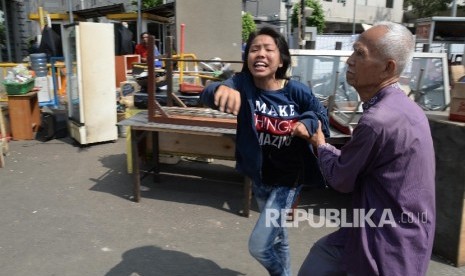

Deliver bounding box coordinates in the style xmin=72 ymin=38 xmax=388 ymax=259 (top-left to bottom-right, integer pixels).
xmin=266 ymin=208 xmax=429 ymax=228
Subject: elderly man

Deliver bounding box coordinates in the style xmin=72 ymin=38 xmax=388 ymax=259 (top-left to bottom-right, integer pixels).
xmin=295 ymin=21 xmax=436 ymax=276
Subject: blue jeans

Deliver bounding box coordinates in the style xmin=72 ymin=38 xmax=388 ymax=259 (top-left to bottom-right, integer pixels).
xmin=248 ymin=183 xmax=302 ymax=276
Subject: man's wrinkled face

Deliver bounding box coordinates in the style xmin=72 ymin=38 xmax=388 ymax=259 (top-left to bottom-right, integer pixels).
xmin=346 ymin=26 xmax=387 ymax=91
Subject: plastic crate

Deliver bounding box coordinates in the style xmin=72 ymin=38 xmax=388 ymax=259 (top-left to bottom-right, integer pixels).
xmin=3 ymin=79 xmax=35 ymax=95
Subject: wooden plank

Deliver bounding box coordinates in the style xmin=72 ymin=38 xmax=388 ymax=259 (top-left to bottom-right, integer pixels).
xmin=153 ymin=115 xmax=236 ymax=130
xmin=149 ymin=105 xmax=237 ymax=129
xmin=158 ymin=132 xmax=235 ymax=160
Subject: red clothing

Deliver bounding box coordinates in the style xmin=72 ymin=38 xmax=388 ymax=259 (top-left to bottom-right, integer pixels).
xmin=135 ymin=43 xmax=148 ymax=60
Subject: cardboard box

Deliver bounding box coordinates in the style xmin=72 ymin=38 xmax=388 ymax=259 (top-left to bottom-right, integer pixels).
xmin=119 ymin=80 xmax=140 ymax=97
xmin=449 ymin=82 xmax=465 ymax=122
xmin=35 ymin=76 xmax=55 ymax=103
xmin=120 ymin=95 xmax=134 ymax=108
xmin=118 ymin=81 xmax=139 ymax=109
xmin=449 ymin=65 xmax=465 ymax=87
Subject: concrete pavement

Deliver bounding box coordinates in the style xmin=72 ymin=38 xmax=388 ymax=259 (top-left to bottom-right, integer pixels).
xmin=0 ymin=137 xmax=464 ymax=275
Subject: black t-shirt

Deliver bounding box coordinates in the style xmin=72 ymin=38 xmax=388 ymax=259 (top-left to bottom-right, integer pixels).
xmin=254 ymin=88 xmax=308 ymax=187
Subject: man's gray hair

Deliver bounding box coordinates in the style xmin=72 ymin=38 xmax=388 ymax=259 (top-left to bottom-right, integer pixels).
xmin=373 ymin=21 xmax=415 ymax=75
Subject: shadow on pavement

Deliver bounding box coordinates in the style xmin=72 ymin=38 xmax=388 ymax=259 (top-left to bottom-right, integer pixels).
xmin=89 ymin=153 xmax=135 ymax=199
xmin=90 ymin=155 xmax=252 ymax=216
xmin=105 ymin=245 xmax=246 ymax=276
xmin=89 ymin=151 xmax=349 ymax=217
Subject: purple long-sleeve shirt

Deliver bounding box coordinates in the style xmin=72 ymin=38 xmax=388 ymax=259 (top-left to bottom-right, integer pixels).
xmin=319 ymin=84 xmax=436 ymax=276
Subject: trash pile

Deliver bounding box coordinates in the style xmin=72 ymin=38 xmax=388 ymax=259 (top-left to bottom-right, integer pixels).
xmin=3 ymin=64 xmax=35 ymax=95
xmin=4 ymin=64 xmax=34 ymax=84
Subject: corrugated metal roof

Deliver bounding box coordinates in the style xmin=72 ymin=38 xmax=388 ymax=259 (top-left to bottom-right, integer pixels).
xmin=73 ymin=3 xmax=125 ymax=19
xmin=142 ymin=2 xmax=175 ymax=18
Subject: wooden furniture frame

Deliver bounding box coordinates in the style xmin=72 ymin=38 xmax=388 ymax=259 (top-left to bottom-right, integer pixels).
xmin=118 ymin=111 xmax=253 ymax=217
xmin=115 ymin=54 xmax=140 ymax=87
xmin=144 ymin=36 xmax=241 ymax=129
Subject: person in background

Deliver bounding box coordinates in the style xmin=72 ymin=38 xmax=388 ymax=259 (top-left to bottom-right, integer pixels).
xmin=135 ymin=31 xmax=162 ymax=68
xmin=28 ymin=37 xmax=40 ymax=55
xmin=296 ymin=21 xmax=436 ymax=276
xmin=200 ymin=26 xmax=329 ymax=276
xmin=115 ymin=22 xmax=135 ymax=55
xmin=38 ymin=25 xmax=62 ymax=61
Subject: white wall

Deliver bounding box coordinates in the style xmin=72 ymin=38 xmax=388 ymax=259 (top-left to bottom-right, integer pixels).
xmin=320 ymin=0 xmax=404 ymax=25
xmin=176 ymin=0 xmax=242 ymax=62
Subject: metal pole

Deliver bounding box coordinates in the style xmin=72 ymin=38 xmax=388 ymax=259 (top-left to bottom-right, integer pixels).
xmin=300 ymin=0 xmax=305 ymax=49
xmin=256 ymin=0 xmax=259 ymax=17
xmin=286 ymin=1 xmax=292 ymax=47
xmin=179 ymin=24 xmax=185 ymax=84
xmin=67 ymin=0 xmax=73 ymax=23
xmin=2 ymin=0 xmax=11 ymax=61
xmin=166 ymin=36 xmax=173 ymax=107
xmin=448 ymin=0 xmax=457 ymax=58
xmin=451 ymin=0 xmax=457 ymax=17
xmin=352 ymin=0 xmax=356 ymax=34
xmin=297 ymin=2 xmax=301 ymax=49
xmin=38 ymin=7 xmax=45 ymax=28
xmin=137 ymin=0 xmax=142 ymax=44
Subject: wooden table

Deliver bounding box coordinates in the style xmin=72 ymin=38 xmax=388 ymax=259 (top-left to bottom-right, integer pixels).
xmin=117 ymin=111 xmax=253 ymax=216
xmin=118 ymin=110 xmax=351 ymax=218
xmin=7 ymin=91 xmax=41 ymax=140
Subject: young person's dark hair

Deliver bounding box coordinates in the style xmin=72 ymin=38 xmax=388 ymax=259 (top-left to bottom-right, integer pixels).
xmin=140 ymin=31 xmax=149 ymax=39
xmin=242 ymin=26 xmax=291 ymax=79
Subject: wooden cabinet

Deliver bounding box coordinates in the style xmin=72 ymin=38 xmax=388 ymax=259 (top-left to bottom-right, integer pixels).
xmin=115 ymin=55 xmax=140 ymax=87
xmin=8 ymin=91 xmax=41 ymax=140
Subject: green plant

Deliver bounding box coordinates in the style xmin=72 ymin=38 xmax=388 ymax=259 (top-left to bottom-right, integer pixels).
xmin=131 ymin=0 xmax=163 ymax=9
xmin=242 ymin=12 xmax=256 ymax=42
xmin=291 ymin=0 xmax=325 ymax=34
xmin=404 ymin=0 xmax=452 ymax=19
